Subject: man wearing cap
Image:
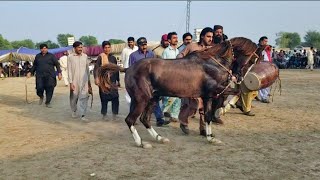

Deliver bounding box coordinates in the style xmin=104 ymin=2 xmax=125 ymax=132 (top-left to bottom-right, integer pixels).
xmin=121 ymin=37 xmax=138 ymax=69
xmin=178 ymin=32 xmax=193 ymax=52
xmin=153 ymin=34 xmax=170 ymax=58
xmin=213 ymin=25 xmax=228 ymax=44
xmin=128 ymin=37 xmax=170 ymax=127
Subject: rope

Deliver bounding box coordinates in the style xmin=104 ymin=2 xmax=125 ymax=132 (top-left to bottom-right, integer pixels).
xmin=25 ymin=78 xmax=33 ymax=104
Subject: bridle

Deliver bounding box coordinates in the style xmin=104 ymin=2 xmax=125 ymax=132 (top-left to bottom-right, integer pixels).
xmin=208 ymin=40 xmax=259 ymax=97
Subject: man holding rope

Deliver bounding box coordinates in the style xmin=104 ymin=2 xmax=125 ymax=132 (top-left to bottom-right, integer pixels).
xmin=27 ymin=44 xmax=62 ymax=108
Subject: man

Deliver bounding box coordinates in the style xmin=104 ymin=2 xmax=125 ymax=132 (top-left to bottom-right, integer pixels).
xmin=68 ymin=41 xmax=92 ymax=121
xmin=161 ymin=32 xmax=181 ymax=123
xmin=59 ymin=51 xmax=69 ymax=86
xmin=94 ymin=41 xmax=120 ymax=120
xmin=306 ymin=47 xmax=314 ymax=71
xmin=121 ymin=37 xmax=138 ymax=68
xmin=128 ymin=37 xmax=170 ymax=127
xmin=258 ymin=36 xmax=271 ymax=103
xmin=27 ymin=44 xmax=62 ymax=108
xmin=153 ymin=34 xmax=170 ymax=58
xmin=213 ymin=25 xmax=228 ymax=44
xmin=178 ymin=32 xmax=193 ymax=52
xmin=177 ymin=27 xmax=213 ymax=136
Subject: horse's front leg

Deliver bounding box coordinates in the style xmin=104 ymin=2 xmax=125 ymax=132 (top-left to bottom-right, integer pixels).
xmin=203 ymin=97 xmax=223 ymax=145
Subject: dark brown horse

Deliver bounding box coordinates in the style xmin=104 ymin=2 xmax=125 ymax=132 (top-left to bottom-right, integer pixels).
xmin=98 ymin=37 xmax=258 ymax=148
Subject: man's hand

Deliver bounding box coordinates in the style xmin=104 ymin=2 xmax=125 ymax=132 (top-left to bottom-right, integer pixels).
xmin=94 ymin=78 xmax=100 ymax=86
xmin=88 ymin=85 xmax=93 ymax=94
xmin=26 ymin=72 xmax=31 ymax=78
xmin=58 ymin=73 xmax=62 ymax=80
xmin=231 ymin=76 xmax=237 ymax=83
xmin=70 ymin=83 xmax=75 ymax=91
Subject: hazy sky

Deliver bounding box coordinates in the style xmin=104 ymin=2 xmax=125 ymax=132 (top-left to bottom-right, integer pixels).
xmin=1 ymin=1 xmax=319 ymax=46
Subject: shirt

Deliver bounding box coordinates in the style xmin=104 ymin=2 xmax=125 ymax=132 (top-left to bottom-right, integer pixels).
xmin=128 ymin=49 xmax=155 ymax=66
xmin=94 ymin=54 xmax=120 ymax=83
xmin=162 ymin=45 xmax=179 ymax=59
xmin=121 ymin=45 xmax=138 ymax=68
xmin=178 ymin=44 xmax=187 ymax=52
xmin=59 ymin=55 xmax=68 ymax=71
xmin=30 ymin=52 xmax=61 ymax=78
xmin=153 ymin=45 xmax=166 ymax=58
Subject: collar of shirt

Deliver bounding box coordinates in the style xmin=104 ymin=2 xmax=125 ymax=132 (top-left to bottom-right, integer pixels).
xmin=73 ymin=52 xmax=83 ymax=56
xmin=168 ymin=45 xmax=178 ymax=51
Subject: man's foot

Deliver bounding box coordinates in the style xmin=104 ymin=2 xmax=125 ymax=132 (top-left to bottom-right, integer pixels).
xmin=170 ymin=117 xmax=178 ymax=122
xmin=156 ymin=119 xmax=170 ymax=127
xmin=255 ymin=96 xmax=261 ymax=101
xmin=39 ymin=97 xmax=43 ymax=105
xmin=45 ymin=103 xmax=52 ymax=108
xmin=102 ymin=114 xmax=107 ymax=120
xmin=212 ymin=117 xmax=224 ymax=125
xmin=200 ymin=130 xmax=206 ymax=137
xmin=112 ymin=114 xmax=117 ymax=120
xmin=261 ymin=99 xmax=270 ymax=103
xmin=243 ymin=111 xmax=255 ymax=116
xmin=180 ymin=124 xmax=189 ymax=135
xmin=72 ymin=111 xmax=77 ymax=118
xmin=81 ymin=116 xmax=89 ymax=122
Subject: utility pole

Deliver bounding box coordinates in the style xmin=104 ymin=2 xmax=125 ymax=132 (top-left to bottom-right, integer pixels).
xmin=186 ymin=0 xmax=191 ymax=33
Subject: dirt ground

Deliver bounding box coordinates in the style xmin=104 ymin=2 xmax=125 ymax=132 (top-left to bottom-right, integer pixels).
xmin=0 ymin=69 xmax=320 ymax=179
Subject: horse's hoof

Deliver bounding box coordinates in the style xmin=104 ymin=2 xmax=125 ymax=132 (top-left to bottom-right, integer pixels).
xmin=141 ymin=142 xmax=152 ymax=149
xmin=161 ymin=138 xmax=170 ymax=144
xmin=209 ymin=138 xmax=223 ymax=145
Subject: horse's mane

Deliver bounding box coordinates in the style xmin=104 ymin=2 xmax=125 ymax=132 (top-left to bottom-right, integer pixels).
xmin=188 ymin=41 xmax=232 ymax=60
xmin=230 ymin=37 xmax=258 ymax=56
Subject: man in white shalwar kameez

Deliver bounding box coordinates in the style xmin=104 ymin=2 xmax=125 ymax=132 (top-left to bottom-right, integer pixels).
xmin=59 ymin=51 xmax=69 ymax=86
xmin=68 ymin=41 xmax=92 ymax=121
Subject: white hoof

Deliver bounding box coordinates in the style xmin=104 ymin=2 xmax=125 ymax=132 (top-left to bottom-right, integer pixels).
xmin=141 ymin=142 xmax=152 ymax=149
xmin=209 ymin=138 xmax=224 ymax=145
xmin=161 ymin=138 xmax=170 ymax=144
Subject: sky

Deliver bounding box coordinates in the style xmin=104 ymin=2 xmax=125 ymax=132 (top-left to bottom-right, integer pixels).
xmin=1 ymin=1 xmax=320 ymax=46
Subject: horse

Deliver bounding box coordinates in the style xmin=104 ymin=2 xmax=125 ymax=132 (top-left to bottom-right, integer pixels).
xmin=98 ymin=37 xmax=258 ymax=148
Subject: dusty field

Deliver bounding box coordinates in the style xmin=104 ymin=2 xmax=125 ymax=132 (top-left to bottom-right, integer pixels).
xmin=0 ymin=70 xmax=320 ymax=179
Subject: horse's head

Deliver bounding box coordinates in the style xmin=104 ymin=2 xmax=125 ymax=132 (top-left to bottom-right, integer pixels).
xmin=229 ymin=37 xmax=259 ymax=77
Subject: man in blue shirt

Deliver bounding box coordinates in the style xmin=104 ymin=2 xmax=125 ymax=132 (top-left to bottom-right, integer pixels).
xmin=128 ymin=37 xmax=170 ymax=127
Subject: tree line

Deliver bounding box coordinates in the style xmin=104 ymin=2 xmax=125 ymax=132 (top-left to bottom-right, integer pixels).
xmin=0 ymin=33 xmax=125 ymax=50
xmin=275 ymin=30 xmax=320 ymax=49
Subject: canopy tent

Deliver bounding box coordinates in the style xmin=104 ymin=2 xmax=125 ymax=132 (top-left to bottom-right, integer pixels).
xmin=0 ymin=42 xmax=166 ymax=63
xmin=0 ymin=46 xmax=73 ymax=63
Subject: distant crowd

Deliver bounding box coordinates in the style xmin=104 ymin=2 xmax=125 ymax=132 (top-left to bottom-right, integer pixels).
xmin=272 ymin=48 xmax=320 ymax=69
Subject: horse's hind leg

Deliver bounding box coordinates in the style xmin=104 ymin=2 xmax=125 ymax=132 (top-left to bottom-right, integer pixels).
xmin=202 ymin=97 xmax=223 ymax=145
xmin=125 ymin=98 xmax=152 ymax=148
xmin=140 ymin=97 xmax=170 ymax=144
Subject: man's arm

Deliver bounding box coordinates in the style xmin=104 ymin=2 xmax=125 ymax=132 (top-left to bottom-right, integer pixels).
xmin=53 ymin=55 xmax=62 ymax=73
xmin=67 ymin=56 xmax=73 ymax=84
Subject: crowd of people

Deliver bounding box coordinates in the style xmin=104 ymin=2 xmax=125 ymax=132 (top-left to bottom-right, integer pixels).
xmin=272 ymin=48 xmax=319 ymax=70
xmin=18 ymin=25 xmax=279 ymax=137
xmin=2 ymin=26 xmax=315 ymax=137
xmin=0 ymin=61 xmax=33 ymax=78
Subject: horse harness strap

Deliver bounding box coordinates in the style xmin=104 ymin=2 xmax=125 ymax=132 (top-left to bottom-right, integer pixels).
xmin=208 ymin=55 xmax=233 ymax=77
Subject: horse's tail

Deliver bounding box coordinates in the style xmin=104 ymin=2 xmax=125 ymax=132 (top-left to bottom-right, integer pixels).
xmin=98 ymin=63 xmax=127 ymax=93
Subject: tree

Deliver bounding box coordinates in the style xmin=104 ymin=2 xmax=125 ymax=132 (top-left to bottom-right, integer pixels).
xmin=109 ymin=39 xmax=125 ymax=45
xmin=79 ymin=35 xmax=98 ymax=46
xmin=11 ymin=39 xmax=35 ymax=49
xmin=35 ymin=40 xmax=59 ymax=49
xmin=57 ymin=33 xmax=74 ymax=47
xmin=0 ymin=34 xmax=13 ymax=49
xmin=275 ymin=32 xmax=301 ymax=49
xmin=304 ymin=30 xmax=320 ymax=49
